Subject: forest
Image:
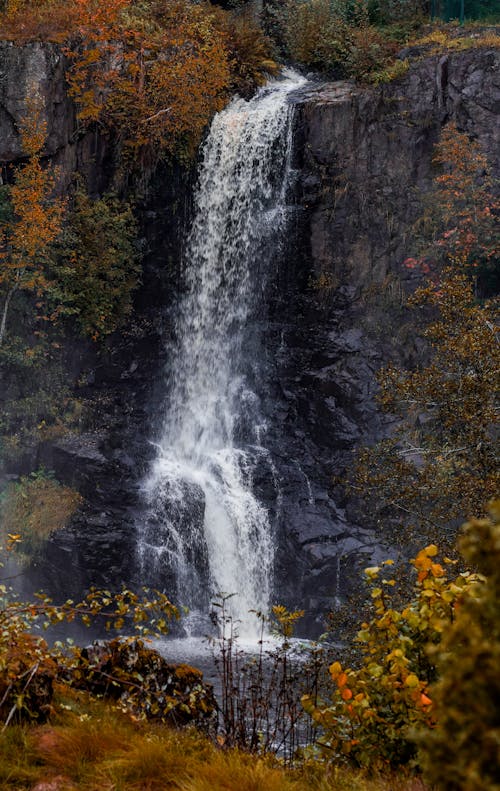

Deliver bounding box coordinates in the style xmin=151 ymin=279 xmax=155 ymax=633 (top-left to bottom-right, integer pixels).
xmin=0 ymin=0 xmax=498 ymax=789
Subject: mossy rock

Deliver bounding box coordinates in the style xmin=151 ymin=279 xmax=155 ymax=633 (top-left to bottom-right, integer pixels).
xmin=71 ymin=638 xmax=217 ymax=729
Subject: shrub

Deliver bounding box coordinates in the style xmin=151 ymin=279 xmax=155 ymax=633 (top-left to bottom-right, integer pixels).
xmin=217 ymin=10 xmax=279 ymax=97
xmin=0 ymin=631 xmax=57 ymax=727
xmin=343 ymin=25 xmax=399 ymax=80
xmin=0 ymin=583 xmax=178 ymax=728
xmin=302 ymin=546 xmax=484 ymax=769
xmin=420 ymin=502 xmax=500 ymax=790
xmin=277 ymin=0 xmax=399 ymax=79
xmin=72 ymin=638 xmax=217 ymax=729
xmin=0 ymin=103 xmax=65 ymax=348
xmin=0 ymin=0 xmax=232 ymax=161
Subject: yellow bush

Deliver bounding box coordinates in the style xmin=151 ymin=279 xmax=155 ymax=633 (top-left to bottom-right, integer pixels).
xmin=303 ymin=547 xmax=484 ymax=769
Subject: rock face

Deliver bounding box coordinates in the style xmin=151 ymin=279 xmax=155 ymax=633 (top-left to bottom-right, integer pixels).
xmin=0 ymin=40 xmax=194 ymax=599
xmin=294 ymin=49 xmax=499 ymax=290
xmin=1 ymin=42 xmax=498 ymax=633
xmin=261 ymin=47 xmax=499 ymax=627
xmin=0 ymin=41 xmax=113 ymax=193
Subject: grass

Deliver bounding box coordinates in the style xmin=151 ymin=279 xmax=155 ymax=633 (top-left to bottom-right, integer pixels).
xmin=409 ymin=22 xmax=500 ymax=51
xmin=0 ymin=688 xmax=430 ymax=791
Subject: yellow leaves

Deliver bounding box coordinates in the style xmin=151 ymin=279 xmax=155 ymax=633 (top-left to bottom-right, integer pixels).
xmin=305 ymin=540 xmax=487 ymax=768
xmin=270 ymin=605 xmax=304 ymax=638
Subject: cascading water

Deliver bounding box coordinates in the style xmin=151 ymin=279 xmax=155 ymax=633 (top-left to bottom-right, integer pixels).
xmin=138 ymin=69 xmax=306 ymax=636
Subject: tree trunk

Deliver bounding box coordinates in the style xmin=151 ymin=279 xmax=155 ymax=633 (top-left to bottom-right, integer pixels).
xmin=0 ymin=283 xmax=17 ymax=347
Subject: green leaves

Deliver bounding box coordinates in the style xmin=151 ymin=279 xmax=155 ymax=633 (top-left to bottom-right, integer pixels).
xmin=48 ymin=188 xmax=139 ymax=340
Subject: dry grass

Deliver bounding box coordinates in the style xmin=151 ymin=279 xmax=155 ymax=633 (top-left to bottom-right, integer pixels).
xmin=410 ymin=25 xmax=500 ymax=51
xmin=0 ymin=692 xmax=431 ymax=791
xmin=179 ymin=751 xmax=303 ymax=791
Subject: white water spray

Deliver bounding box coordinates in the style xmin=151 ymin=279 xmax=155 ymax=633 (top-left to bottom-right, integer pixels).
xmin=139 ymin=70 xmax=306 ymax=636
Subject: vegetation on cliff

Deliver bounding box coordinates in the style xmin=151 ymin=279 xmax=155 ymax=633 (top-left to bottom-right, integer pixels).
xmin=0 ymin=0 xmax=280 ymax=469
xmin=264 ymin=0 xmax=499 ymax=82
xmin=350 ymin=122 xmax=499 ymax=550
xmin=0 ymin=0 xmax=277 ymax=160
xmin=0 ymin=468 xmax=81 ymax=559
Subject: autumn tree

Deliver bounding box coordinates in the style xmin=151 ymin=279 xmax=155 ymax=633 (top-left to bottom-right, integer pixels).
xmin=68 ymin=0 xmax=230 ymax=161
xmin=350 ymin=125 xmax=499 ymax=548
xmin=0 ymin=105 xmax=64 ymax=347
xmin=302 ymin=541 xmax=484 ymax=769
xmin=413 ymin=122 xmax=499 ymax=294
xmin=0 ymin=0 xmax=266 ymax=163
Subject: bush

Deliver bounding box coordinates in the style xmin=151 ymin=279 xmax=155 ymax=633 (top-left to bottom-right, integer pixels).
xmin=420 ymin=502 xmax=500 ymax=790
xmin=276 ymin=0 xmax=400 ymax=80
xmin=344 ymin=25 xmax=399 ymax=80
xmin=0 ymin=583 xmax=178 ymax=728
xmin=0 ymin=631 xmax=58 ymax=727
xmin=72 ymin=638 xmax=217 ymax=729
xmin=218 ymin=10 xmax=279 ymax=97
xmin=0 ymin=0 xmax=232 ymax=161
xmin=302 ymin=545 xmax=484 ymax=769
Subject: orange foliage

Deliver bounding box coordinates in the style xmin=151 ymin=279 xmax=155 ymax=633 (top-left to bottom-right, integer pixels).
xmin=431 ymin=122 xmax=499 ymax=275
xmin=0 ymin=0 xmax=128 ymax=40
xmin=0 ymin=0 xmax=233 ymax=159
xmin=102 ymin=1 xmax=231 ymax=159
xmin=408 ymin=122 xmax=500 ymax=289
xmin=0 ymin=99 xmax=64 ymax=301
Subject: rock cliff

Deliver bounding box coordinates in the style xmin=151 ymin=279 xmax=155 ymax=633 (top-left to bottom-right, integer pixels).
xmin=263 ymin=46 xmax=499 ymax=626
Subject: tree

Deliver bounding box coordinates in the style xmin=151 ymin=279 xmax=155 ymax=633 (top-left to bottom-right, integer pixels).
xmin=350 ymin=125 xmax=499 ymax=547
xmin=0 ymin=105 xmax=64 ymax=347
xmin=48 ymin=188 xmax=139 ymax=340
xmin=0 ymin=1 xmax=278 ymax=163
xmin=413 ymin=122 xmax=499 ymax=295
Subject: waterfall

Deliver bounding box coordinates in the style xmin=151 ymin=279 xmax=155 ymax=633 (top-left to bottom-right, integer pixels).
xmin=139 ymin=69 xmax=306 ymax=636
